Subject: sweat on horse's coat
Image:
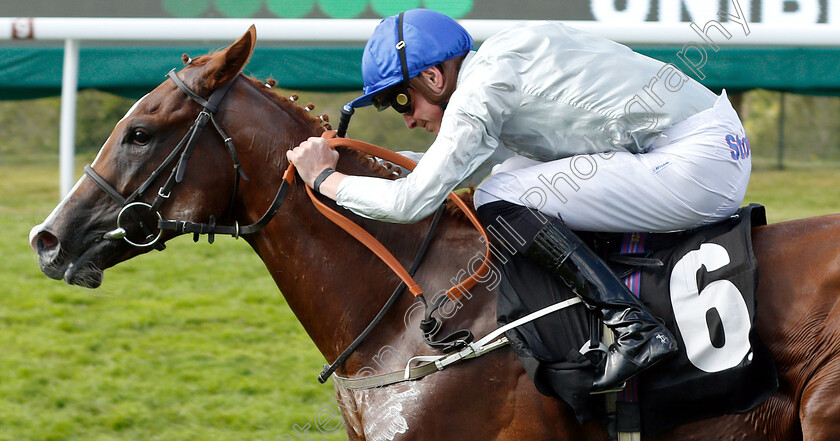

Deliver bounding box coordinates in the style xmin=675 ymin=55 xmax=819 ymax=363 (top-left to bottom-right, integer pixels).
xmin=359 ymin=384 xmax=420 ymax=441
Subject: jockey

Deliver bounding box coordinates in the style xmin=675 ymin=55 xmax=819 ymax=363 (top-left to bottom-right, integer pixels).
xmin=287 ymin=9 xmax=751 ymax=392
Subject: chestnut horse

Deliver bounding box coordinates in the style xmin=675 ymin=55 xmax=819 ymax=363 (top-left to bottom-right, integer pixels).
xmin=29 ymin=28 xmax=840 ymax=440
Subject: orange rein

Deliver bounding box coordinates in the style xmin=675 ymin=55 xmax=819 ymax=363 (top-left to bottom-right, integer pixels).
xmin=283 ymin=132 xmax=492 ymax=299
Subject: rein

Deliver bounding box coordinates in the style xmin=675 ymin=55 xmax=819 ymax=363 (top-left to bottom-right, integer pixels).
xmin=295 ymin=134 xmax=493 ymax=382
xmin=296 ymin=134 xmax=492 ymax=300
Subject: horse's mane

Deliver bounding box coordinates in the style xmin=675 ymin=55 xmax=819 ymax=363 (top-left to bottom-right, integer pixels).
xmin=234 ymin=74 xmax=397 ymax=177
xmin=235 ymin=71 xmax=475 ymax=224
xmin=241 ymin=77 xmax=325 ymax=134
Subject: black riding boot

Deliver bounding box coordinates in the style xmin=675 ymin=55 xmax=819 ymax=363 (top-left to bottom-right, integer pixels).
xmin=525 ymin=221 xmax=678 ymax=392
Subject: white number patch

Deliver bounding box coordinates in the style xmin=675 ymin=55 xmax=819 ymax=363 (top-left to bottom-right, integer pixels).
xmin=669 ymin=243 xmax=752 ymax=373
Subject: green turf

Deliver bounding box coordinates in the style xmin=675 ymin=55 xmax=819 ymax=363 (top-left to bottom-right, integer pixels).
xmin=2 ymin=157 xmax=347 ymax=440
xmin=3 ymin=154 xmax=838 ymax=440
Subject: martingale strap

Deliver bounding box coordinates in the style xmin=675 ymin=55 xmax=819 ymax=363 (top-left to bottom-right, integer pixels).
xmin=292 ymin=133 xmax=493 ymax=299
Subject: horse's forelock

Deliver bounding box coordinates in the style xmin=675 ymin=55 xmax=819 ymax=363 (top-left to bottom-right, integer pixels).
xmin=172 ymin=53 xmax=227 ymax=96
xmin=188 ymin=54 xmax=212 ymax=67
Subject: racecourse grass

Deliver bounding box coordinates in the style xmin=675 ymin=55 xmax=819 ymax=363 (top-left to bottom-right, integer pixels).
xmin=2 ymin=153 xmax=839 ymax=441
xmin=1 ymin=156 xmax=346 ymax=440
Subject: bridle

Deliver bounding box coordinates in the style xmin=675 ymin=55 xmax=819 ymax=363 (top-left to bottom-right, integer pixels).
xmin=85 ymin=68 xmax=282 ymax=249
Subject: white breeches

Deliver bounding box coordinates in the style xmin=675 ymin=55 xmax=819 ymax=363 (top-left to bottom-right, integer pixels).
xmin=474 ymin=91 xmax=751 ymax=232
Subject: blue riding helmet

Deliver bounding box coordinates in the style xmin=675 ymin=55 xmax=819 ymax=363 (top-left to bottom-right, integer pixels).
xmin=348 ymin=9 xmax=473 ymax=109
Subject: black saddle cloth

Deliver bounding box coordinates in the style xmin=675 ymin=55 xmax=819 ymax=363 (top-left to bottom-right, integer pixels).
xmin=495 ymin=204 xmax=778 ymax=434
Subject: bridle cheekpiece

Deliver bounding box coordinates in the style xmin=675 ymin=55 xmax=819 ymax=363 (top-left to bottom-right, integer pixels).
xmin=85 ymin=67 xmax=273 ymax=249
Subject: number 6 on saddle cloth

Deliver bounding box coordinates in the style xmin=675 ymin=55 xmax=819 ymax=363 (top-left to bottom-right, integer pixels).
xmin=486 ymin=204 xmax=777 ymax=434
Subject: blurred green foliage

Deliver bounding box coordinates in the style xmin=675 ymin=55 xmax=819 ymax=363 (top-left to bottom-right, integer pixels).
xmin=742 ymin=90 xmax=840 ymax=168
xmin=0 ymin=87 xmax=837 ymax=169
xmin=0 ymin=87 xmax=437 ymax=162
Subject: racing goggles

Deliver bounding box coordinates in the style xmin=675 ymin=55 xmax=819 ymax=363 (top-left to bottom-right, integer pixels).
xmin=372 ymin=85 xmax=413 ymax=114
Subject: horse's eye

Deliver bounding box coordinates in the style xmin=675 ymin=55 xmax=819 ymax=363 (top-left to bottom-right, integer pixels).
xmin=130 ymin=129 xmax=152 ymax=145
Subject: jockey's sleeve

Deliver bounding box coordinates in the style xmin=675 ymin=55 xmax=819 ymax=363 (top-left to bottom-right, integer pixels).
xmin=335 ymin=60 xmax=520 ymax=223
xmin=391 ymin=144 xmax=516 ymax=188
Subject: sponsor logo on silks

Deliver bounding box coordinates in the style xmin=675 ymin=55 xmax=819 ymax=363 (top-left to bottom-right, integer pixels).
xmin=653 ymin=161 xmax=671 ymax=174
xmin=726 ymin=134 xmax=751 ymax=160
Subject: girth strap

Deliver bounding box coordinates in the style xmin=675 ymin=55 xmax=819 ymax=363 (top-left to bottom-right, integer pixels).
xmin=333 ymin=297 xmax=583 ymax=390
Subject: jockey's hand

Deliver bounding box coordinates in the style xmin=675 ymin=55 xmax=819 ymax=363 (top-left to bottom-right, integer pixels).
xmin=287 ymin=137 xmax=340 ymax=189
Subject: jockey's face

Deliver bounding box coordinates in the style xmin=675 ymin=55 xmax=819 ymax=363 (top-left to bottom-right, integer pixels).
xmin=402 ymin=88 xmax=444 ymax=135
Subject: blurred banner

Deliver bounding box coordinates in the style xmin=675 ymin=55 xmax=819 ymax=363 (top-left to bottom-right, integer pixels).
xmin=1 ymin=0 xmax=837 ymax=24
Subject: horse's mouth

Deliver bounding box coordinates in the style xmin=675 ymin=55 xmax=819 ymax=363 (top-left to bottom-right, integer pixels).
xmin=34 ymin=233 xmax=109 ymax=289
xmin=62 ymin=238 xmax=117 ymax=288
xmin=38 ymin=255 xmax=104 ymax=289
xmin=62 ymin=259 xmax=104 ymax=288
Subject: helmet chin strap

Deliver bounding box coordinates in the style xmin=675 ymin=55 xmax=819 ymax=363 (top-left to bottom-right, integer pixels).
xmin=397 ymin=12 xmax=465 ymax=116
xmin=396 ymin=13 xmax=412 ymax=106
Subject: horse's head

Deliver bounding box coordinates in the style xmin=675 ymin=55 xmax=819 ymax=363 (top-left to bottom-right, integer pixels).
xmin=29 ymin=27 xmax=268 ymax=288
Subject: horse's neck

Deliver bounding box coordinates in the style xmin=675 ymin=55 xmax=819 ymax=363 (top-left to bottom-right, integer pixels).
xmin=253 ymin=167 xmax=435 ymax=363
xmin=229 ymin=98 xmax=433 ymax=363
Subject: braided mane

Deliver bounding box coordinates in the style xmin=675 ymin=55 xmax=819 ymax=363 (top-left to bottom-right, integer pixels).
xmin=236 ymin=75 xmax=402 ymax=180
xmin=237 ymin=72 xmax=476 ymax=219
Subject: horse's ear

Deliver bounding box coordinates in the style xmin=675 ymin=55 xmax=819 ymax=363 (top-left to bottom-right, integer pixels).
xmin=204 ymin=25 xmax=257 ymax=90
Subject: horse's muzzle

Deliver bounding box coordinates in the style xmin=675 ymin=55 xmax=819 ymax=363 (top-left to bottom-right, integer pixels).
xmin=29 ymin=224 xmax=65 ymax=280
xmin=30 ymin=224 xmax=106 ymax=288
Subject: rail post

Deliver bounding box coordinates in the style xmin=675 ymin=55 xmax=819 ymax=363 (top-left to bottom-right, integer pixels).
xmin=59 ymin=38 xmax=79 ymax=197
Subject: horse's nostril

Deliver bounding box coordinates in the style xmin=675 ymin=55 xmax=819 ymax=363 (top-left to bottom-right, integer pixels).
xmin=35 ymin=231 xmax=58 ymax=252
xmin=30 ymin=227 xmax=68 ymax=281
